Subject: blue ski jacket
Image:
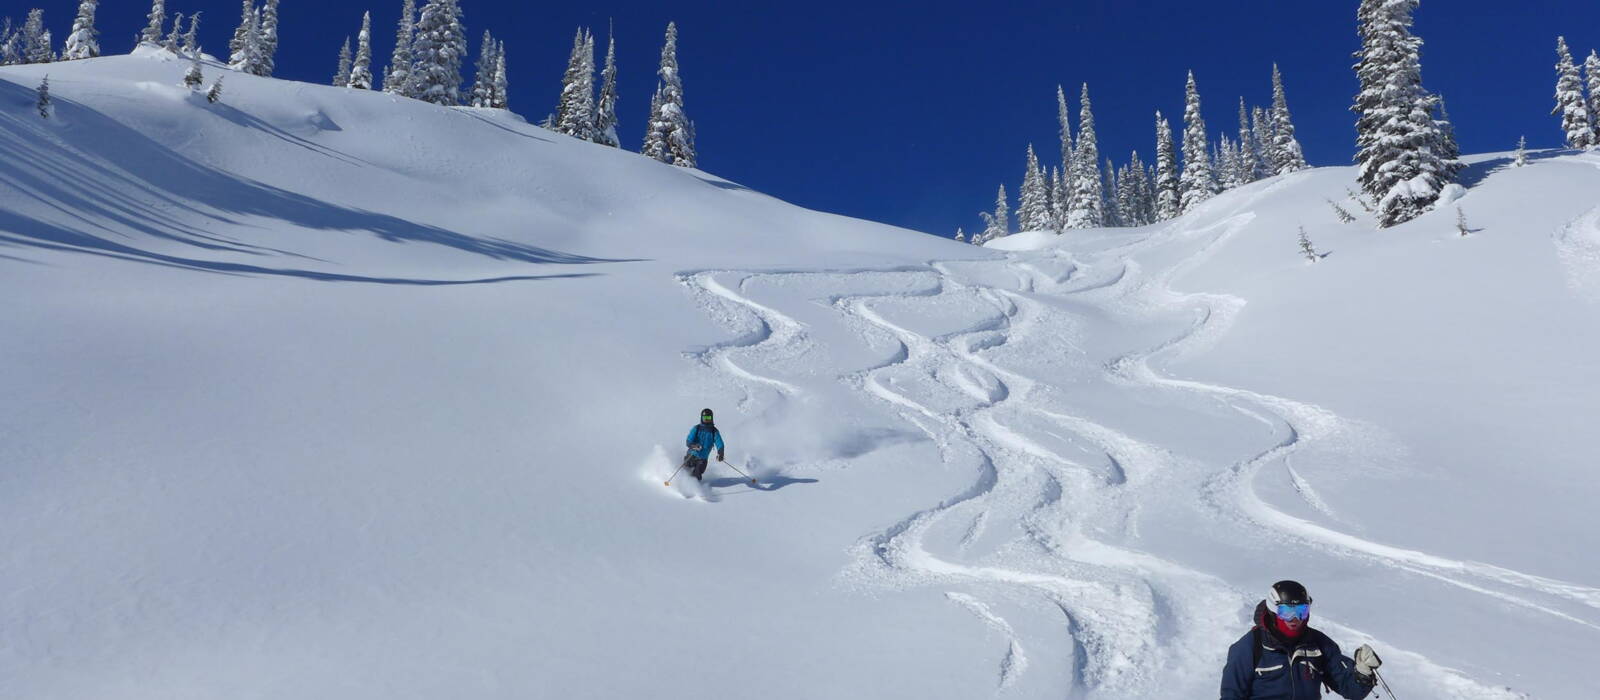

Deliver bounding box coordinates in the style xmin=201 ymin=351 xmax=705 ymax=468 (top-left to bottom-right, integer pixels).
xmin=1219 ymin=603 xmax=1374 ymax=700
xmin=685 ymin=424 xmax=724 ymax=460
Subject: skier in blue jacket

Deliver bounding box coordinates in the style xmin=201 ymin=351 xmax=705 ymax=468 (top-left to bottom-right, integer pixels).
xmin=682 ymin=408 xmax=725 ymax=481
xmin=1220 ymin=580 xmax=1383 ymax=700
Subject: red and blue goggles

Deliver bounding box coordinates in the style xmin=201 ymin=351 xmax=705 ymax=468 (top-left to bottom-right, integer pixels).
xmin=1276 ymin=603 xmax=1310 ymax=621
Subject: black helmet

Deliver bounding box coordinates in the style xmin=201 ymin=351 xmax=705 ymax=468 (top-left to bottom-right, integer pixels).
xmin=700 ymin=408 xmax=714 ymax=423
xmin=1268 ymin=580 xmax=1312 ymax=606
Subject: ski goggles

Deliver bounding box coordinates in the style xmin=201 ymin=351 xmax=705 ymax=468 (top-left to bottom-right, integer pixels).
xmin=1276 ymin=603 xmax=1311 ymax=621
xmin=702 ymin=415 xmax=714 ymax=423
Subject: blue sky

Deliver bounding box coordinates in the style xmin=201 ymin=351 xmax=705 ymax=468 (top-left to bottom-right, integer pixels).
xmin=35 ymin=0 xmax=1600 ymax=236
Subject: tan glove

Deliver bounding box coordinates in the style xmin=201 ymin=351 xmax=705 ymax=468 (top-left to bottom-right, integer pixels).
xmin=1354 ymin=644 xmax=1382 ymax=679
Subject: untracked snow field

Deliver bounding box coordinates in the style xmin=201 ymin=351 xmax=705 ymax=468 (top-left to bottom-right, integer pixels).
xmin=3 ymin=54 xmax=1599 ymax=699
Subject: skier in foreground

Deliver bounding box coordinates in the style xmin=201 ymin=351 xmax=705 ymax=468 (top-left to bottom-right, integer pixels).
xmin=1219 ymin=580 xmax=1383 ymax=700
xmin=682 ymin=408 xmax=725 ymax=482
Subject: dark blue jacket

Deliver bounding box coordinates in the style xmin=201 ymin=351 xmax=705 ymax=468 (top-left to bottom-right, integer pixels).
xmin=1220 ymin=603 xmax=1374 ymax=700
xmin=685 ymin=423 xmax=724 ymax=460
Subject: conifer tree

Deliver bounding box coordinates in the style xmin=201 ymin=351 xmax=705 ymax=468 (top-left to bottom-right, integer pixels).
xmin=63 ymin=1 xmax=99 ymax=60
xmin=36 ymin=75 xmax=50 ymax=118
xmin=1269 ymin=64 xmax=1308 ymax=173
xmin=555 ymin=29 xmax=597 ymax=138
xmin=1236 ymin=98 xmax=1258 ymax=184
xmin=0 ymin=19 xmax=18 ymax=66
xmin=491 ymin=41 xmax=509 ymax=109
xmin=1251 ymin=106 xmax=1274 ymax=179
xmin=469 ymin=30 xmax=496 ymax=107
xmin=228 ymin=0 xmax=252 ymax=62
xmin=1154 ymin=110 xmax=1180 ymax=220
xmin=348 ymin=12 xmax=373 ymax=90
xmin=164 ymin=12 xmax=185 ymax=53
xmin=1017 ymin=145 xmax=1051 ymax=232
xmin=1066 ymin=84 xmax=1103 ymax=228
xmin=257 ymin=0 xmax=279 ymax=76
xmin=207 ymin=75 xmax=224 ymax=103
xmin=1102 ymin=158 xmax=1122 ymax=227
xmin=1354 ymin=0 xmax=1457 ymax=227
xmin=1298 ymin=227 xmax=1320 ymax=262
xmin=383 ymin=0 xmax=416 ymax=95
xmin=229 ymin=10 xmax=262 ymax=74
xmin=954 ymin=227 xmax=966 ymax=243
xmin=143 ymin=0 xmax=166 ymax=45
xmin=333 ymin=38 xmax=353 ymax=86
xmin=181 ymin=12 xmax=201 ymax=56
xmin=1180 ymin=71 xmax=1216 ymax=212
xmin=643 ymin=22 xmax=694 ymax=167
xmin=1056 ymin=85 xmax=1076 ymax=213
xmin=594 ymin=28 xmax=621 ymax=147
xmin=20 ymin=10 xmax=50 ymax=64
xmin=1588 ymin=51 xmax=1600 ymax=130
xmin=184 ymin=56 xmax=204 ymax=88
xmin=978 ymin=184 xmax=1009 ymax=242
xmin=409 ymin=0 xmax=466 ymax=106
xmin=1554 ymin=37 xmax=1597 ymax=149
xmin=1514 ymin=135 xmax=1528 ymax=167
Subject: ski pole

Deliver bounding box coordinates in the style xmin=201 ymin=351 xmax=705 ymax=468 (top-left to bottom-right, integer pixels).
xmin=664 ymin=462 xmax=686 ymax=487
xmin=1375 ymin=670 xmax=1398 ymax=700
xmin=722 ymin=459 xmax=758 ymax=485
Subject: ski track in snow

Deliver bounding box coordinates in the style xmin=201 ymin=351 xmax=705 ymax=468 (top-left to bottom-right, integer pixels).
xmin=674 ymin=195 xmax=1588 ymax=696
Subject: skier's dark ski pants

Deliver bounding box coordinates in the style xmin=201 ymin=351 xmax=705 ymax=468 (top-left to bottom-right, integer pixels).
xmin=682 ymin=454 xmax=709 ymax=481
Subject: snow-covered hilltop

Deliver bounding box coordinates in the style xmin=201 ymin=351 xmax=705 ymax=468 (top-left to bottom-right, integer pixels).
xmin=4 ymin=49 xmax=1600 ymax=700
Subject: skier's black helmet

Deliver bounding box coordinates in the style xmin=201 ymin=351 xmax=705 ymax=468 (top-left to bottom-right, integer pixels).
xmin=1268 ymin=580 xmax=1312 ymax=606
xmin=701 ymin=408 xmax=714 ymax=424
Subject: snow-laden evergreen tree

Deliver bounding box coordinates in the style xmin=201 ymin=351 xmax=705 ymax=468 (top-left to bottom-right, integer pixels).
xmin=206 ymin=75 xmax=224 ymax=103
xmin=1455 ymin=206 xmax=1471 ymax=236
xmin=229 ymin=10 xmax=263 ymax=74
xmin=1328 ymin=198 xmax=1356 ymax=223
xmin=1179 ymin=71 xmax=1216 ymax=212
xmin=36 ymin=75 xmax=50 ymax=118
xmin=643 ymin=22 xmax=694 ymax=167
xmin=256 ymin=0 xmax=279 ymax=76
xmin=163 ymin=12 xmax=186 ymax=53
xmin=62 ymin=1 xmax=98 ymax=60
xmin=1588 ymin=51 xmax=1600 ymax=131
xmin=1251 ymin=105 xmax=1274 ymax=179
xmin=143 ymin=0 xmax=166 ymax=45
xmin=1065 ymin=84 xmax=1103 ymax=228
xmin=1269 ymin=64 xmax=1308 ymax=174
xmin=333 ymin=38 xmax=353 ymax=86
xmin=1102 ymin=159 xmax=1123 ymax=227
xmin=954 ymin=227 xmax=966 ymax=243
xmin=409 ymin=0 xmax=467 ymax=106
xmin=228 ymin=0 xmax=252 ymax=61
xmin=0 ymin=19 xmax=18 ymax=66
xmin=1050 ymin=167 xmax=1068 ymax=232
xmin=181 ymin=12 xmax=201 ymax=56
xmin=1214 ymin=135 xmax=1240 ymax=190
xmin=468 ymin=30 xmax=496 ymax=107
xmin=1514 ymin=135 xmax=1528 ymax=167
xmin=554 ymin=29 xmax=597 ymax=139
xmin=383 ymin=0 xmax=416 ymax=95
xmin=1153 ymin=110 xmax=1181 ymax=221
xmin=1056 ymin=85 xmax=1076 ymax=213
xmin=594 ymin=28 xmax=621 ymax=147
xmin=348 ymin=12 xmax=373 ymax=90
xmin=1236 ymin=98 xmax=1258 ymax=184
xmin=1114 ymin=162 xmax=1135 ymax=227
xmin=184 ymin=55 xmax=204 ymax=88
xmin=1017 ymin=145 xmax=1051 ymax=232
xmin=20 ymin=10 xmax=50 ymax=64
xmin=1354 ymin=0 xmax=1458 ymax=227
xmin=1553 ymin=37 xmax=1597 ymax=149
xmin=491 ymin=40 xmax=509 ymax=109
xmin=977 ymin=184 xmax=1009 ymax=243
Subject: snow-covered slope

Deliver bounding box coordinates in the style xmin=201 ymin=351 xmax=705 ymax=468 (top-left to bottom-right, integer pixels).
xmin=4 ymin=52 xmax=1598 ymax=699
